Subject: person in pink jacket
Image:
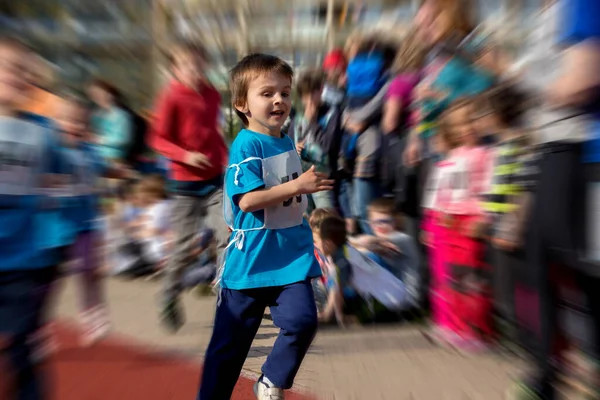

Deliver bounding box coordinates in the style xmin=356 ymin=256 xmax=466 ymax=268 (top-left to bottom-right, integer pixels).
xmin=435 ymin=98 xmax=493 ymax=351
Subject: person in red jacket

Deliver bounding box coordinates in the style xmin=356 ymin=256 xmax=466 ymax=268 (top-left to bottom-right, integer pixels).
xmin=151 ymin=41 xmax=229 ymax=332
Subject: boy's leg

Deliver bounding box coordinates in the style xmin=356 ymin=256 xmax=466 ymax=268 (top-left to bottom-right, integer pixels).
xmin=161 ymin=195 xmax=202 ymax=331
xmin=0 ymin=269 xmax=47 ymax=400
xmin=198 ymin=288 xmax=266 ymax=400
xmin=262 ymin=280 xmax=318 ymax=390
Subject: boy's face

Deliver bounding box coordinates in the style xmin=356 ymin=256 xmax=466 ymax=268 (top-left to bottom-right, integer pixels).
xmin=369 ymin=211 xmax=395 ymax=237
xmin=447 ymin=104 xmax=477 ymax=147
xmin=0 ymin=44 xmax=28 ymax=110
xmin=237 ymin=72 xmax=292 ymax=136
xmin=58 ymin=101 xmax=87 ymax=147
xmin=173 ymin=50 xmax=205 ymax=88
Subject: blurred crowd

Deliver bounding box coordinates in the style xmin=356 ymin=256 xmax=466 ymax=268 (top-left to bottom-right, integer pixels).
xmin=2 ymin=0 xmax=600 ymax=399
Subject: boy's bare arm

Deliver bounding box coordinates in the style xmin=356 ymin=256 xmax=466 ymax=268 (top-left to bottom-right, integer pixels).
xmin=238 ymin=166 xmax=333 ymax=212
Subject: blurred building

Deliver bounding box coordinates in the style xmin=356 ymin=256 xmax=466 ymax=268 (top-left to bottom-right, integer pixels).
xmin=0 ymin=0 xmax=544 ymax=110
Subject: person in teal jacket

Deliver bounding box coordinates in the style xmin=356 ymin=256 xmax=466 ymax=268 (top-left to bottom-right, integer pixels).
xmin=88 ymin=80 xmax=132 ymax=162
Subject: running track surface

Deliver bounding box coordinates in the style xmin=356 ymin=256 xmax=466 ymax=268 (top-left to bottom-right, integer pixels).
xmin=1 ymin=321 xmax=314 ymax=400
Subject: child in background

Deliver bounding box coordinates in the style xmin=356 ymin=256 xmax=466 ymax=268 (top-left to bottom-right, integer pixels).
xmin=199 ymin=54 xmax=332 ymax=400
xmin=437 ymin=98 xmax=493 ymax=351
xmin=475 ymin=86 xmax=531 ymax=347
xmin=0 ymin=37 xmax=65 ymax=399
xmin=315 ymin=215 xmax=359 ymax=326
xmin=342 ymin=36 xmax=397 ymax=234
xmin=150 ymin=41 xmax=229 ymax=332
xmin=130 ymin=175 xmax=173 ymax=271
xmin=321 ymin=49 xmax=347 ymax=109
xmin=57 ymin=95 xmax=120 ymax=345
xmin=420 ymin=129 xmax=456 ymax=343
xmin=362 ymin=198 xmax=420 ymax=307
xmin=291 ymin=72 xmax=343 ymax=212
xmin=318 ymin=215 xmax=409 ymax=324
xmin=180 ymin=228 xmax=218 ymax=294
xmin=309 ymin=208 xmax=346 ymax=323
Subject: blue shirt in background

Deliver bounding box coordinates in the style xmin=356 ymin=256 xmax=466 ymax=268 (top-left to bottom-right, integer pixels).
xmin=0 ymin=114 xmax=63 ymax=270
xmin=222 ymin=129 xmax=321 ymax=290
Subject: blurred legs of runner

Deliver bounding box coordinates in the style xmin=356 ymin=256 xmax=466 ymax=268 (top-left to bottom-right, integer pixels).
xmin=161 ymin=189 xmax=229 ymax=333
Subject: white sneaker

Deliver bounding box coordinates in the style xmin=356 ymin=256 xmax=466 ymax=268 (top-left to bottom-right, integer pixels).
xmin=253 ymin=380 xmax=285 ymax=400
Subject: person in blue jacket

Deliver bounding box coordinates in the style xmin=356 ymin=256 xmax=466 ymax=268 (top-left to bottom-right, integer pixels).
xmin=0 ymin=36 xmax=66 ymax=400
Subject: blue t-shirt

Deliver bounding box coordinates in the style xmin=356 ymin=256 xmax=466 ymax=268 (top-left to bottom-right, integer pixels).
xmin=0 ymin=114 xmax=64 ymax=270
xmin=222 ymin=129 xmax=321 ymax=290
xmin=558 ymin=0 xmax=600 ymax=163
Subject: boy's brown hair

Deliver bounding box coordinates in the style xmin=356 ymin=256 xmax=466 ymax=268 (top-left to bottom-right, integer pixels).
xmin=319 ymin=216 xmax=347 ymax=248
xmin=229 ymin=53 xmax=294 ymax=126
xmin=296 ymin=71 xmax=325 ymax=97
xmin=309 ymin=208 xmax=338 ymax=231
xmin=368 ymin=197 xmax=404 ymax=231
xmin=136 ymin=174 xmax=167 ymax=200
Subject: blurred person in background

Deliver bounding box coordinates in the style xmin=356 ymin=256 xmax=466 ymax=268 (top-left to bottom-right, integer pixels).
xmin=341 ymin=34 xmax=397 ymax=235
xmin=404 ymin=0 xmax=494 ymax=167
xmin=112 ymin=90 xmax=152 ymax=175
xmin=350 ymin=198 xmax=420 ymax=308
xmin=318 ymin=215 xmax=409 ymax=325
xmin=20 ymin=54 xmax=60 ymax=120
xmin=420 ymin=126 xmax=455 ymax=343
xmin=150 ymin=41 xmax=228 ymax=333
xmin=56 ymin=94 xmax=132 ymax=346
xmin=291 ymin=71 xmax=343 ymax=214
xmin=88 ymin=79 xmax=133 ymax=166
xmin=506 ymin=0 xmax=600 ymax=398
xmin=435 ymin=98 xmax=493 ymax=351
xmin=0 ymin=36 xmax=65 ymax=400
xmin=381 ymin=30 xmax=426 ymax=231
xmin=128 ymin=175 xmax=173 ymax=275
xmin=321 ymin=49 xmax=347 ymax=109
xmin=475 ymin=86 xmax=530 ymax=351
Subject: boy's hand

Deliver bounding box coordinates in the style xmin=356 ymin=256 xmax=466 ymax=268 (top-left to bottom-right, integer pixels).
xmin=294 ymin=165 xmax=334 ymax=194
xmin=185 ymin=151 xmax=212 ymax=169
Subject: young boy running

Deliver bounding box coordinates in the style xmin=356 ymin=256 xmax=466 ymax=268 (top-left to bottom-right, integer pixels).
xmin=198 ymin=54 xmax=333 ymax=400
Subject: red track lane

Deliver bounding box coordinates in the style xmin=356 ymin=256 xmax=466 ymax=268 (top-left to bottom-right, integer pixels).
xmin=1 ymin=322 xmax=314 ymax=400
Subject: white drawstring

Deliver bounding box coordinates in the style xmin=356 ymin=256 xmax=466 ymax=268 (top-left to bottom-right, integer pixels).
xmin=229 ymin=157 xmax=261 ymax=186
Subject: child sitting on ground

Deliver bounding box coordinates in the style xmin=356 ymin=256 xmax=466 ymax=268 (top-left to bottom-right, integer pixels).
xmin=318 ymin=215 xmax=409 ymax=325
xmin=180 ymin=228 xmax=218 ymax=295
xmin=351 ymin=198 xmax=421 ymax=307
xmin=128 ymin=175 xmax=173 ymax=277
xmin=308 ymin=208 xmax=344 ymax=321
